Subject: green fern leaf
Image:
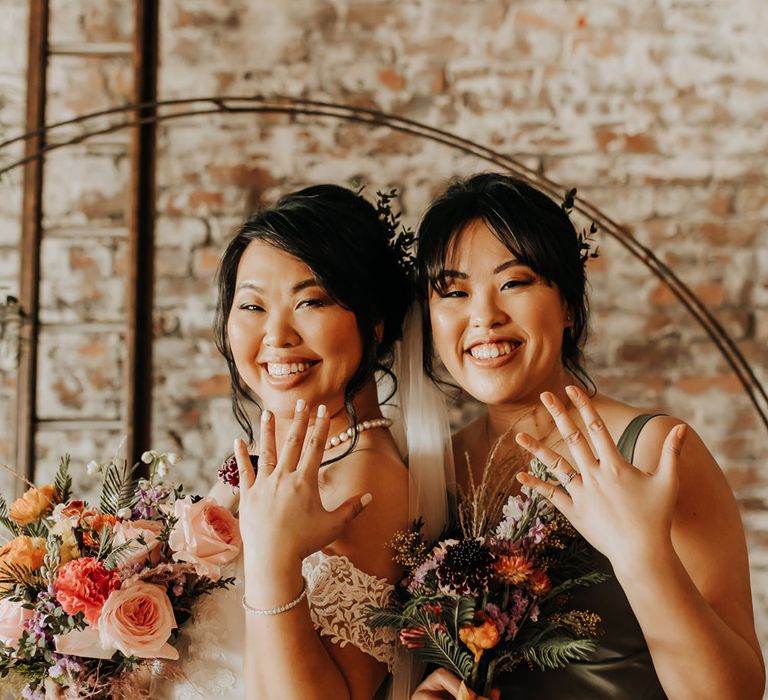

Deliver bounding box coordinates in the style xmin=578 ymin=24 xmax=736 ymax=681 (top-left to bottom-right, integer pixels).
xmin=99 ymin=459 xmax=140 ymax=516
xmin=521 ymin=637 xmax=597 ymax=670
xmin=365 ymin=606 xmax=406 ymax=629
xmin=0 ymin=495 xmax=20 ymax=536
xmin=543 ymin=571 xmax=610 ymax=602
xmin=54 ymin=454 xmax=73 ymax=504
xmin=408 ymin=611 xmax=474 ymax=680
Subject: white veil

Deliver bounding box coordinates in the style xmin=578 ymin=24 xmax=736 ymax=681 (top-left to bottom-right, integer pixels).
xmin=379 ymin=304 xmax=456 ymax=700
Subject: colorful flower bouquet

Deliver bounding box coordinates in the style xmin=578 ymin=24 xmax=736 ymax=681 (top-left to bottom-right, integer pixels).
xmin=367 ymin=457 xmax=607 ymax=700
xmin=0 ymin=450 xmax=241 ymax=699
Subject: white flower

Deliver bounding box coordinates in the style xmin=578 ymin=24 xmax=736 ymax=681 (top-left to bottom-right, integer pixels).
xmin=156 ymin=462 xmax=169 ymax=478
xmin=141 ymin=451 xmax=155 ymax=464
xmin=51 ymin=503 xmax=78 ymax=523
xmin=166 ymin=453 xmax=181 ymax=466
xmin=86 ymin=460 xmax=101 ymax=475
xmin=116 ymin=507 xmax=132 ymax=520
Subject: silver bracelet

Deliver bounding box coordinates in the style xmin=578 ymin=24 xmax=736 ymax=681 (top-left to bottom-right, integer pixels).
xmin=242 ymin=578 xmax=308 ymax=616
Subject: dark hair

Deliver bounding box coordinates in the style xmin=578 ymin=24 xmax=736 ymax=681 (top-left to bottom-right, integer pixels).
xmin=214 ymin=184 xmax=413 ymax=446
xmin=416 ymin=173 xmax=594 ymax=392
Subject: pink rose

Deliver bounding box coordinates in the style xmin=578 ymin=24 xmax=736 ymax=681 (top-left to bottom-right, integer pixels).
xmin=112 ymin=519 xmax=164 ymax=567
xmin=168 ymin=497 xmax=241 ymax=580
xmin=0 ymin=599 xmax=33 ymax=647
xmin=98 ymin=581 xmax=178 ymax=659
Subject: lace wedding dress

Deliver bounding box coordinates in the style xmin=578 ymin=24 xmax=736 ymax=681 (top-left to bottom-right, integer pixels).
xmin=152 ymin=551 xmax=397 ymax=699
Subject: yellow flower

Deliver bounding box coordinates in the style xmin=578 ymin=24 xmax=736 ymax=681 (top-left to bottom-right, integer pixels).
xmin=493 ymin=554 xmax=533 ymax=585
xmin=0 ymin=536 xmax=46 ymax=589
xmin=10 ymin=484 xmax=57 ymax=525
xmin=459 ymin=612 xmax=500 ymax=662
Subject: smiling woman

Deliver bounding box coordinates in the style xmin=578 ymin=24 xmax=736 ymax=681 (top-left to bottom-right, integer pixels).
xmin=153 ymin=184 xmax=420 ymax=700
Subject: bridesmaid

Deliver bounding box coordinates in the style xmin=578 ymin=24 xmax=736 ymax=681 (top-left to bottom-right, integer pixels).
xmin=411 ymin=174 xmax=764 ymax=699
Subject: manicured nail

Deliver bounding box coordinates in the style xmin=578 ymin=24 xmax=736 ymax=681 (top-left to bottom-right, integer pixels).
xmin=316 ymin=404 xmax=327 ymax=418
xmin=261 ymin=409 xmax=272 ymax=423
xmin=295 ymin=399 xmax=306 ymax=413
xmin=565 ymin=385 xmax=579 ymax=400
xmin=677 ymin=424 xmax=688 ymax=440
xmin=540 ymin=392 xmax=555 ymax=408
xmin=233 ymin=438 xmax=242 ymax=452
xmin=516 ymin=432 xmax=531 ymax=447
xmin=360 ymin=493 xmax=373 ymax=508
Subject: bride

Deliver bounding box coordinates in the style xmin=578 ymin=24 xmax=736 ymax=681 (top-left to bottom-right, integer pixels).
xmin=155 ymin=184 xmax=450 ymax=699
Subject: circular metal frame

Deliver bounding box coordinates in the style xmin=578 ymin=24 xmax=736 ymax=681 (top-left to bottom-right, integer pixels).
xmin=2 ymin=94 xmax=766 ymax=432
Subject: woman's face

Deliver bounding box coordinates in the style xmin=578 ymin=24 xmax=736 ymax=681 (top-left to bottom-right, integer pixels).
xmin=428 ymin=219 xmax=570 ymax=406
xmin=227 ymin=241 xmax=363 ymax=418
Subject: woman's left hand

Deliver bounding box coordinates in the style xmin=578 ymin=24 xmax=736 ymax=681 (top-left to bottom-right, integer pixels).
xmin=515 ymin=385 xmax=688 ymax=567
xmin=236 ymin=400 xmax=372 ymax=571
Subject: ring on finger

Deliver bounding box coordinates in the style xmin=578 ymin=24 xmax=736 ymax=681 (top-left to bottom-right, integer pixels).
xmin=559 ymin=469 xmax=579 ymax=487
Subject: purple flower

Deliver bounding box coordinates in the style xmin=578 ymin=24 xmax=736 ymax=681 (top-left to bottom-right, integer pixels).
xmin=407 ymin=557 xmax=439 ymax=593
xmin=486 ymin=603 xmax=518 ymax=641
xmin=508 ymin=588 xmax=531 ymax=623
xmin=21 ymin=686 xmax=45 ymax=700
xmin=48 ymin=654 xmax=81 ymax=679
xmin=132 ymin=480 xmax=171 ymax=519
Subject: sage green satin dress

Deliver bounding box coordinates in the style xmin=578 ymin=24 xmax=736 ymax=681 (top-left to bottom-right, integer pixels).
xmin=497 ymin=414 xmax=668 ymax=700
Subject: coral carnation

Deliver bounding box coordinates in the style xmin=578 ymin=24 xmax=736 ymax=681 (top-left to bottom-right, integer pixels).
xmin=54 ymin=557 xmax=121 ymax=626
xmin=494 ymin=554 xmax=533 ymax=585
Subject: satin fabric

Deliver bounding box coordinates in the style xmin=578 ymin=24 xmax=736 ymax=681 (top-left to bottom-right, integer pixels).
xmin=496 ymin=414 xmax=668 ymax=699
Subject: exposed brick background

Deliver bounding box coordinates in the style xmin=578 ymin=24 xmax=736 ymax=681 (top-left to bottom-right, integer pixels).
xmin=0 ymin=0 xmax=766 ymax=678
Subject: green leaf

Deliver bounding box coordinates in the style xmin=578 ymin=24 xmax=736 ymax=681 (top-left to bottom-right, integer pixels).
xmin=542 ymin=571 xmax=610 ymax=602
xmin=0 ymin=495 xmax=20 ymax=536
xmin=521 ymin=636 xmax=597 ymax=670
xmin=99 ymin=458 xmax=140 ymax=516
xmin=54 ymin=454 xmax=73 ymax=504
xmin=407 ymin=610 xmax=474 ymax=680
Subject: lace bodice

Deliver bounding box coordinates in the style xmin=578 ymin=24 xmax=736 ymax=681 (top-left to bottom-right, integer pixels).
xmin=152 ymin=552 xmax=396 ymax=699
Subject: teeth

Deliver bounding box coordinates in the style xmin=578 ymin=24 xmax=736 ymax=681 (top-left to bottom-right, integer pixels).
xmin=469 ymin=342 xmax=518 ymax=360
xmin=267 ymin=362 xmax=312 ymax=377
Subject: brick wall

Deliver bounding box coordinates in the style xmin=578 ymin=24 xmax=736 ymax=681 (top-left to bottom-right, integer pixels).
xmin=1 ymin=0 xmax=767 ymax=672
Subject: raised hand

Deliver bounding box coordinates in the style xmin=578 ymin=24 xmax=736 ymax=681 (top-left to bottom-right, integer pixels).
xmin=235 ymin=399 xmax=372 ymax=570
xmin=515 ymin=385 xmax=687 ymax=566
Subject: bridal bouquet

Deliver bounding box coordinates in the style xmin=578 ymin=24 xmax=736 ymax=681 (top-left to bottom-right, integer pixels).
xmin=367 ymin=456 xmax=606 ymax=700
xmin=0 ymin=450 xmax=241 ymax=699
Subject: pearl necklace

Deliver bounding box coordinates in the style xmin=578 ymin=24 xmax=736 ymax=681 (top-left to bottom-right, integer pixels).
xmin=325 ymin=417 xmax=393 ymax=449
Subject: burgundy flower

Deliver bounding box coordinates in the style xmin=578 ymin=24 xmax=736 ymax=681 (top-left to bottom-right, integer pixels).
xmin=436 ymin=539 xmax=495 ymax=596
xmin=217 ymin=454 xmax=258 ymax=487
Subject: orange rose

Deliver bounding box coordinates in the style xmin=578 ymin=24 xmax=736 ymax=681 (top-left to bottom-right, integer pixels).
xmin=9 ymin=484 xmax=57 ymax=525
xmin=0 ymin=536 xmax=46 ymax=589
xmin=459 ymin=612 xmax=500 ymax=662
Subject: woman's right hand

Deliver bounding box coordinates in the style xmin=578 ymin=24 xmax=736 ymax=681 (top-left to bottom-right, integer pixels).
xmin=411 ymin=670 xmax=501 ymax=700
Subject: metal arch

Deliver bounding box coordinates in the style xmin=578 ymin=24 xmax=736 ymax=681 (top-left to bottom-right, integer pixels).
xmin=2 ymin=94 xmax=766 ymax=433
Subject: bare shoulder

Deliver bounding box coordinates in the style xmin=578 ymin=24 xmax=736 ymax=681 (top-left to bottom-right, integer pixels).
xmin=628 ymin=411 xmax=757 ymax=640
xmin=322 ymin=447 xmax=409 ymax=582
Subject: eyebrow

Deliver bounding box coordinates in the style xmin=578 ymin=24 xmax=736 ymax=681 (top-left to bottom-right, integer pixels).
xmin=235 ymin=278 xmax=320 ymax=293
xmin=440 ymin=259 xmax=525 ymax=279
